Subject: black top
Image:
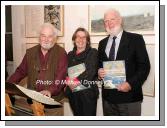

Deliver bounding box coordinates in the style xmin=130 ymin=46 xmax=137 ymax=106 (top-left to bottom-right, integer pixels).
xmin=65 ymin=46 xmax=99 ymax=97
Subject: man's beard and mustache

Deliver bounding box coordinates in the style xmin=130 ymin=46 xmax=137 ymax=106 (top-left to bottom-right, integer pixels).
xmin=106 ymin=25 xmax=122 ymax=36
xmin=41 ymin=42 xmax=54 ymax=50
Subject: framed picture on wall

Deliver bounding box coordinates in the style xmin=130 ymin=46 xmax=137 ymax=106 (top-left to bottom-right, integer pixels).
xmin=44 ymin=5 xmax=64 ymax=36
xmin=25 ymin=5 xmax=64 ymax=37
xmin=88 ymin=5 xmax=155 ymax=36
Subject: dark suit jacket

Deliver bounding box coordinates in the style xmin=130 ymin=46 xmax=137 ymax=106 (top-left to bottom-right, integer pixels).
xmin=98 ymin=31 xmax=150 ymax=103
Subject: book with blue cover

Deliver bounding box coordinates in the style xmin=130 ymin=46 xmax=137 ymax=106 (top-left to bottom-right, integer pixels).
xmin=103 ymin=60 xmax=126 ymax=89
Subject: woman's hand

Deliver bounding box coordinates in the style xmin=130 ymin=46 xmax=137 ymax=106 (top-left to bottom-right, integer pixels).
xmin=66 ymin=77 xmax=80 ymax=91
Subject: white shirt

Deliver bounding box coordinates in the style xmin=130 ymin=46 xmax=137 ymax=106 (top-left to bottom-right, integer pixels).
xmin=105 ymin=30 xmax=123 ymax=60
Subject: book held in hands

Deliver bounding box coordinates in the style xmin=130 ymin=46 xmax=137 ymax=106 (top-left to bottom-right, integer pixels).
xmin=68 ymin=63 xmax=90 ymax=92
xmin=103 ymin=60 xmax=126 ymax=89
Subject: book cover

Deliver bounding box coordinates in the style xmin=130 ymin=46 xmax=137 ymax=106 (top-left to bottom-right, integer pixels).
xmin=103 ymin=60 xmax=126 ymax=89
xmin=68 ymin=63 xmax=90 ymax=92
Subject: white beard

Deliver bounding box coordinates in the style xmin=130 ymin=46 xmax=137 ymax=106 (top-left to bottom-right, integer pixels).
xmin=41 ymin=42 xmax=54 ymax=50
xmin=106 ymin=26 xmax=122 ymax=36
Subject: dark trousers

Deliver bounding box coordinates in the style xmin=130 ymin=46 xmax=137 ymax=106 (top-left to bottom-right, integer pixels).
xmin=103 ymin=99 xmax=142 ymax=116
xmin=68 ymin=90 xmax=98 ymax=116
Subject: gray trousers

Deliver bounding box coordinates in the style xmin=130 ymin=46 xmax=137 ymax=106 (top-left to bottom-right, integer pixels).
xmin=103 ymin=99 xmax=142 ymax=116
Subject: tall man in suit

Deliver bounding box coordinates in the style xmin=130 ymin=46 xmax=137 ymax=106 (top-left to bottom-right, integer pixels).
xmin=98 ymin=9 xmax=150 ymax=116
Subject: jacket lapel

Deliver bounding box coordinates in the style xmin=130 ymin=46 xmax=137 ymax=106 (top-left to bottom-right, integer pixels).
xmin=116 ymin=31 xmax=130 ymax=60
xmin=102 ymin=35 xmax=110 ymax=59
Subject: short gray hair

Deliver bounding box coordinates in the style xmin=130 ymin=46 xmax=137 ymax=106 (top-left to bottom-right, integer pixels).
xmin=104 ymin=8 xmax=122 ymax=19
xmin=104 ymin=8 xmax=123 ymax=27
xmin=39 ymin=23 xmax=57 ymax=37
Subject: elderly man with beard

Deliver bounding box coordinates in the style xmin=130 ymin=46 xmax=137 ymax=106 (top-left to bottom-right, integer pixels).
xmin=98 ymin=9 xmax=150 ymax=116
xmin=7 ymin=23 xmax=68 ymax=115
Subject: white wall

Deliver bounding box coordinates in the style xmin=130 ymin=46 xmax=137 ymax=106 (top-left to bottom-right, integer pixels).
xmin=10 ymin=5 xmax=155 ymax=116
xmin=11 ymin=6 xmax=26 ymax=70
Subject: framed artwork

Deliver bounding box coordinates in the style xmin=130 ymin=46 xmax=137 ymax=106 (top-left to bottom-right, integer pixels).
xmin=89 ymin=5 xmax=155 ymax=36
xmin=44 ymin=5 xmax=64 ymax=36
xmin=25 ymin=5 xmax=64 ymax=37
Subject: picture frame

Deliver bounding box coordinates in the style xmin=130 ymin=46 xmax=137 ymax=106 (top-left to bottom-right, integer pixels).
xmin=44 ymin=5 xmax=64 ymax=36
xmin=25 ymin=5 xmax=64 ymax=37
xmin=88 ymin=5 xmax=155 ymax=36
